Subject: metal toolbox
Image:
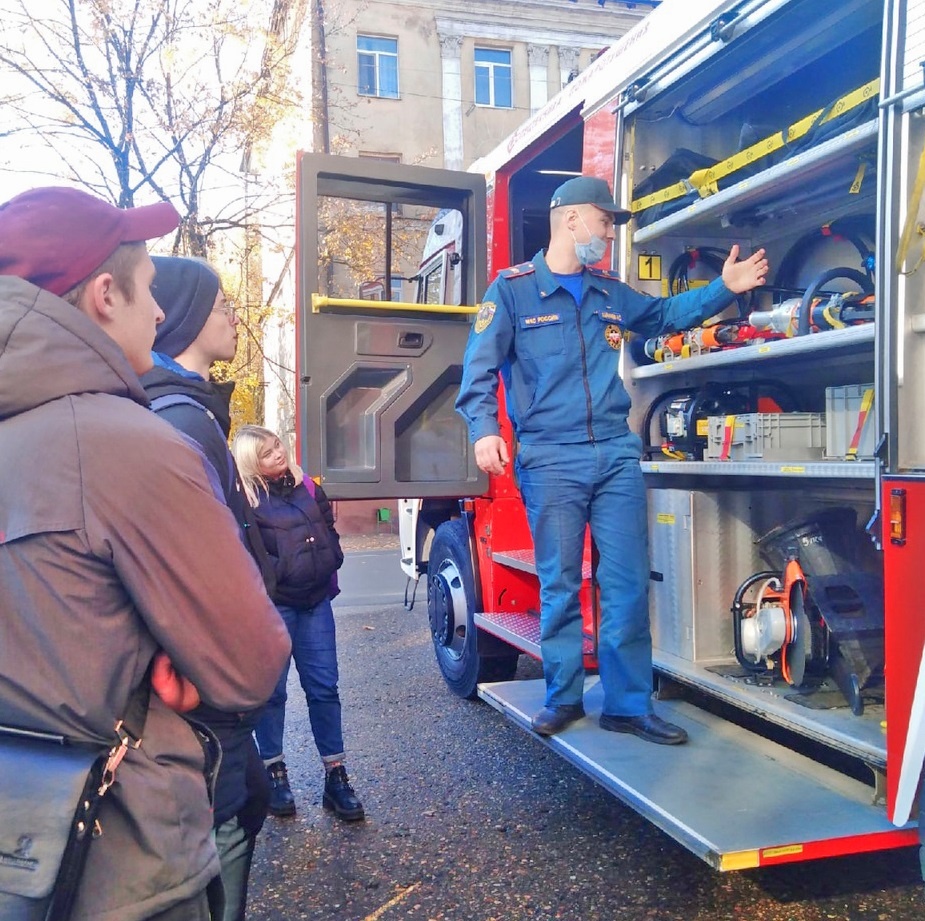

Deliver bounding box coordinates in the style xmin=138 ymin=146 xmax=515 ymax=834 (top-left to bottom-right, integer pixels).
xmin=705 ymin=412 xmax=826 ymax=461
xmin=647 ymin=489 xmax=809 ymax=664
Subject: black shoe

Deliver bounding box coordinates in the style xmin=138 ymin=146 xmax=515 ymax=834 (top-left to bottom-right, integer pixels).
xmin=323 ymin=765 xmax=365 ymax=821
xmin=599 ymin=712 xmax=688 ymax=745
xmin=531 ymin=703 xmax=585 ymax=736
xmin=266 ymin=761 xmax=296 ymax=816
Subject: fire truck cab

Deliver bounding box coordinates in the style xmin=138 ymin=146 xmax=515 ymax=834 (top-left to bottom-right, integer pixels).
xmin=296 ymin=0 xmax=925 ymax=869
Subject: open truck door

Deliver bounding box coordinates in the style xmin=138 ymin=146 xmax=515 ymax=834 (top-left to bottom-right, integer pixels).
xmin=296 ymin=152 xmax=487 ymax=500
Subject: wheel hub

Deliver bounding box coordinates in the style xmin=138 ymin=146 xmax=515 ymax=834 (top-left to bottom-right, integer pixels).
xmin=429 ymin=571 xmax=455 ymax=646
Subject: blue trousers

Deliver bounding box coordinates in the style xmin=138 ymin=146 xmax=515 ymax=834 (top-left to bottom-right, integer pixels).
xmin=254 ymin=599 xmax=345 ymax=764
xmin=515 ymin=433 xmax=653 ymax=717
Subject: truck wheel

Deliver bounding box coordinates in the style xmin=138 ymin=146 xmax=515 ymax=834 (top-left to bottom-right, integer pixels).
xmin=427 ymin=518 xmax=518 ymax=698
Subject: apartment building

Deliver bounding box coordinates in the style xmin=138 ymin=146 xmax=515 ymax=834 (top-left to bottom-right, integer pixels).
xmin=320 ymin=0 xmax=655 ymax=168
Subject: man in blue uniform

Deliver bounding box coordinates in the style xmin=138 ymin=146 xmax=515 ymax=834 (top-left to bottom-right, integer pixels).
xmin=456 ymin=176 xmax=768 ymax=742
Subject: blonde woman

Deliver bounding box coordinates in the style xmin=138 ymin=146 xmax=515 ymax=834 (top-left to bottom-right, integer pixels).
xmin=232 ymin=425 xmax=364 ymax=822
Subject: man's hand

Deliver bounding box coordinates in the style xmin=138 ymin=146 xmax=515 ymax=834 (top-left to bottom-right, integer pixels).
xmin=474 ymin=435 xmax=509 ymax=477
xmin=151 ymin=651 xmax=201 ymax=713
xmin=721 ymin=244 xmax=769 ymax=294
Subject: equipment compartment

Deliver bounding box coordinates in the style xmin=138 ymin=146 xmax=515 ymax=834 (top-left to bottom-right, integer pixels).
xmin=626 ymin=0 xmax=882 ymax=242
xmin=621 ymin=0 xmax=886 ymax=765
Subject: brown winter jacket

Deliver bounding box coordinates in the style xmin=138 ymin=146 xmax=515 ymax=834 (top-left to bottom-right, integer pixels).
xmin=0 ymin=277 xmax=291 ymax=921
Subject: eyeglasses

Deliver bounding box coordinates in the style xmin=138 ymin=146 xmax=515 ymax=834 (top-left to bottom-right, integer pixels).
xmin=212 ymin=301 xmax=239 ymax=319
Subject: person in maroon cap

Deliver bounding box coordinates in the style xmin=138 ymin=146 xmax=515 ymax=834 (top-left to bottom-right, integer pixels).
xmin=0 ymin=187 xmax=291 ymax=921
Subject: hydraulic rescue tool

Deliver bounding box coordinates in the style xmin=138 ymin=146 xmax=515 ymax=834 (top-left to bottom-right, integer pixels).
xmin=731 ymin=508 xmax=884 ymax=715
xmin=642 ymin=380 xmax=798 ymax=461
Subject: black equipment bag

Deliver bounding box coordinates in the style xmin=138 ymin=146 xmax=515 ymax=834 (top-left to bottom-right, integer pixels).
xmin=0 ymin=731 xmax=107 ymax=921
xmin=0 ymin=676 xmax=150 ymax=921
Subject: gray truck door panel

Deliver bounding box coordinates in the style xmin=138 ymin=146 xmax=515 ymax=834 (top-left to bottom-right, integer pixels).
xmin=297 ymin=153 xmax=488 ymax=500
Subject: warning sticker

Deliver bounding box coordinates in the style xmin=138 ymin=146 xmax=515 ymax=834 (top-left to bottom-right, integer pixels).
xmin=761 ymin=845 xmax=804 ymax=860
xmin=638 ymin=253 xmax=662 ymax=281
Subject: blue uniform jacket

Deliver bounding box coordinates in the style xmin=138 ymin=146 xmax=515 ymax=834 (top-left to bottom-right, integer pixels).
xmin=455 ymin=250 xmax=737 ymax=445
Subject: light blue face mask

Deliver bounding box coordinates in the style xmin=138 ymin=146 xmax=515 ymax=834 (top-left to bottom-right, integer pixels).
xmin=571 ymin=213 xmax=608 ymax=266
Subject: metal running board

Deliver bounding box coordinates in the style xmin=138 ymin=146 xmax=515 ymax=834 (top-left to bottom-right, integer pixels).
xmin=478 ymin=676 xmax=916 ymax=870
xmin=490 ymin=549 xmax=538 ymax=576
xmin=475 ymin=611 xmax=541 ymax=657
xmin=475 ymin=610 xmax=594 ymax=659
xmin=491 ymin=549 xmax=592 ymax=580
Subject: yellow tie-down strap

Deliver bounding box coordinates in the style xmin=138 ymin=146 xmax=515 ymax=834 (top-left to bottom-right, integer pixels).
xmin=312 ymin=294 xmax=479 ymax=315
xmin=630 ymin=78 xmax=880 ymax=214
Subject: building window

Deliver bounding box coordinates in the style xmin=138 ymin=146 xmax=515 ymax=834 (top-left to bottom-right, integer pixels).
xmin=474 ymin=47 xmax=512 ymax=108
xmin=357 ymin=35 xmax=399 ymax=98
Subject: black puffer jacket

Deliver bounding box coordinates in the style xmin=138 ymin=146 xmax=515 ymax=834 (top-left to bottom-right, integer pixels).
xmin=254 ymin=473 xmax=344 ymax=609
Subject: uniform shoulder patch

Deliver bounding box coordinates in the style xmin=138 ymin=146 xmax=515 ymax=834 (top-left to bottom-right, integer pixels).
xmin=500 ymin=262 xmax=536 ymax=279
xmin=474 ymin=301 xmax=496 ymax=334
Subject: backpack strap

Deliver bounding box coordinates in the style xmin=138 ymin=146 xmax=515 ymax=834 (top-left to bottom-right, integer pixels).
xmin=149 ymin=394 xmax=236 ymax=494
xmin=149 ymin=395 xmax=277 ymax=594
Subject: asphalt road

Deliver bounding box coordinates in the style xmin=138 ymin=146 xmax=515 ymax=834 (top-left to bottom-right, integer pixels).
xmin=246 ymin=550 xmax=924 ymax=921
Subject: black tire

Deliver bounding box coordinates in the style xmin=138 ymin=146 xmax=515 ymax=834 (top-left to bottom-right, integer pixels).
xmin=427 ymin=518 xmax=518 ymax=699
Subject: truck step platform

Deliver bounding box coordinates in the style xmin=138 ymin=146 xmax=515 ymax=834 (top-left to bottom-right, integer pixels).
xmin=478 ymin=676 xmax=917 ymax=869
xmin=490 ymin=549 xmax=591 ymax=580
xmin=475 ymin=610 xmax=594 ymax=659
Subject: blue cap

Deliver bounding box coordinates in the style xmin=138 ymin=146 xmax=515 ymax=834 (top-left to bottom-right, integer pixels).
xmin=550 ymin=176 xmax=632 ymax=225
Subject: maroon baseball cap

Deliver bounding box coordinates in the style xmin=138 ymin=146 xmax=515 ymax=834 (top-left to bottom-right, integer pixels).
xmin=0 ymin=186 xmax=181 ymax=296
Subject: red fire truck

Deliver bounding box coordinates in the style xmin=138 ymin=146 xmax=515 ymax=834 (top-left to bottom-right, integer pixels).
xmin=296 ymin=0 xmax=925 ymax=869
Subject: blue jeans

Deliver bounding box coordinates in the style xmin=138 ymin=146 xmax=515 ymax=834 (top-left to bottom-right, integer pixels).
xmin=254 ymin=599 xmax=345 ymax=764
xmin=515 ymin=433 xmax=653 ymax=717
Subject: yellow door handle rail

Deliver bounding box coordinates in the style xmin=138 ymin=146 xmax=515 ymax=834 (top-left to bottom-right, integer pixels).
xmin=311 ymin=294 xmax=479 ymax=315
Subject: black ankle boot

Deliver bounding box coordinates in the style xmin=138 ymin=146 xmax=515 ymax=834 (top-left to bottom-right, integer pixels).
xmin=323 ymin=765 xmax=365 ymax=821
xmin=266 ymin=761 xmax=296 ymax=816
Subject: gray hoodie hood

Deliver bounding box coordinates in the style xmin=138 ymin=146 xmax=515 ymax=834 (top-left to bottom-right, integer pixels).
xmin=0 ymin=275 xmax=147 ymax=419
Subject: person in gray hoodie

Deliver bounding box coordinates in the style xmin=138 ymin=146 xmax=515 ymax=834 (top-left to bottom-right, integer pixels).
xmin=0 ymin=187 xmax=291 ymax=921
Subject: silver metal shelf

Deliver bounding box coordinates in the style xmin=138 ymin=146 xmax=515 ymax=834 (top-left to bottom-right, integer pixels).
xmin=631 ymin=323 xmax=874 ymax=380
xmin=652 ymin=649 xmax=886 ymax=767
xmin=632 ymin=120 xmax=878 ymax=244
xmin=642 ymin=459 xmax=875 ymax=479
